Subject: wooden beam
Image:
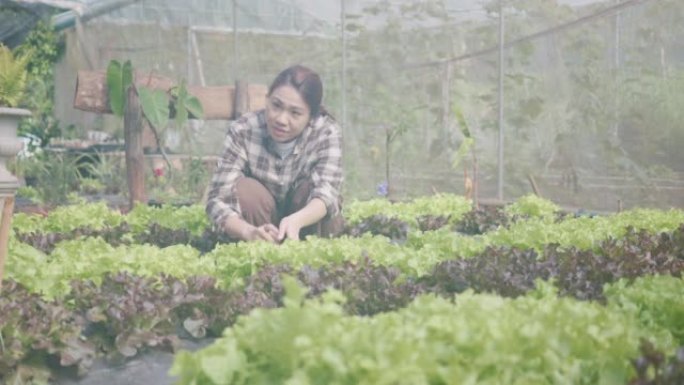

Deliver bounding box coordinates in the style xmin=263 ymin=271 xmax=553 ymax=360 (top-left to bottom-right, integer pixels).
xmin=74 ymin=70 xmax=267 ymax=120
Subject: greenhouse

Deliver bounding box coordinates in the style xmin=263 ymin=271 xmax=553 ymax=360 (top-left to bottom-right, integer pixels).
xmin=0 ymin=0 xmax=683 ymax=384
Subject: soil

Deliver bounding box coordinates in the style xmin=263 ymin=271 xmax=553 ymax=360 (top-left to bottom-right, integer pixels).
xmin=52 ymin=339 xmax=216 ymax=385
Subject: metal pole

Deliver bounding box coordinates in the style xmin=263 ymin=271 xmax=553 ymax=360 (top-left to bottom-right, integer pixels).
xmin=233 ymin=0 xmax=238 ymax=81
xmin=341 ymin=0 xmax=347 ymax=131
xmin=191 ymin=30 xmax=207 ymax=86
xmin=187 ymin=27 xmax=193 ymax=84
xmin=613 ymin=0 xmax=621 ymax=141
xmin=497 ymin=0 xmax=505 ymax=201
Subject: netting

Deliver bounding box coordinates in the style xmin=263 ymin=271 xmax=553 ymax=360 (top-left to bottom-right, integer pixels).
xmin=47 ymin=0 xmax=684 ymax=211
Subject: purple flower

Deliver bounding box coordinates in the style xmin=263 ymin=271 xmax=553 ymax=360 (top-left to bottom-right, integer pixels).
xmin=376 ymin=181 xmax=388 ymax=197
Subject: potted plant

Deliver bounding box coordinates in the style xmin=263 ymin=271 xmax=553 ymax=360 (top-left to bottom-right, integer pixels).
xmin=0 ymin=43 xmax=32 ymax=193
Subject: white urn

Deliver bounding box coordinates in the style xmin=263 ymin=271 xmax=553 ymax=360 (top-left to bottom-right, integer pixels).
xmin=0 ymin=107 xmax=30 ymax=196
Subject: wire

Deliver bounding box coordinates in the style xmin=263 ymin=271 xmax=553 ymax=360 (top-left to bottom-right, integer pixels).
xmin=403 ymin=0 xmax=654 ymax=70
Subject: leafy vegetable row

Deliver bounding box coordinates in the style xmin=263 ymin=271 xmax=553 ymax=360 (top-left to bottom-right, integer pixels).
xmin=8 ymin=208 xmax=684 ymax=298
xmin=2 ymin=262 xmax=682 ymax=383
xmin=171 ymin=276 xmax=684 ymax=385
xmin=10 ymin=193 xmax=574 ymax=238
xmin=11 ymin=194 xmax=474 ymax=235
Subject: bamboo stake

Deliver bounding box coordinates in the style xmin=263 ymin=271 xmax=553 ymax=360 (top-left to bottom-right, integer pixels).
xmin=528 ymin=173 xmax=542 ymax=197
xmin=0 ymin=196 xmax=15 ymax=292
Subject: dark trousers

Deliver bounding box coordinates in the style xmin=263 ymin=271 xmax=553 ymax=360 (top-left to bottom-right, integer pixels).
xmin=236 ymin=177 xmax=344 ymax=239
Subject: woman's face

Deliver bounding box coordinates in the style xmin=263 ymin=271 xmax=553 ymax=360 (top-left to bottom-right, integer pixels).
xmin=265 ymin=84 xmax=311 ymax=143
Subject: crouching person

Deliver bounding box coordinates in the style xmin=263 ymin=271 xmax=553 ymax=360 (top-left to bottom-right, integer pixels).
xmin=206 ymin=65 xmax=344 ymax=243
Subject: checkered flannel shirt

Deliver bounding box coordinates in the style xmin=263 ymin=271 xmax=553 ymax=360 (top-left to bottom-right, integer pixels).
xmin=206 ymin=109 xmax=343 ymax=227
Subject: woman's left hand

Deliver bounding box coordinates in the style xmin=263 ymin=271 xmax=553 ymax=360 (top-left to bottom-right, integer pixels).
xmin=278 ymin=215 xmax=302 ymax=242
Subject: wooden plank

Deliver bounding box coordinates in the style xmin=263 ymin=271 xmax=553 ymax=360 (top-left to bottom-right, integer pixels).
xmin=74 ymin=70 xmax=267 ymax=120
xmin=186 ymin=83 xmax=266 ymax=119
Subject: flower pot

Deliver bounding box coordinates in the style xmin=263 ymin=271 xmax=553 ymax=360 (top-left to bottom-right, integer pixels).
xmin=0 ymin=107 xmax=30 ymax=195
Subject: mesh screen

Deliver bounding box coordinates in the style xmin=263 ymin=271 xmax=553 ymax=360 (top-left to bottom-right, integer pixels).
xmin=53 ymin=0 xmax=684 ymax=211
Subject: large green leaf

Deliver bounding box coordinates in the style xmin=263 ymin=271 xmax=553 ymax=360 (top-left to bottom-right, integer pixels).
xmin=138 ymin=86 xmax=169 ymax=130
xmin=451 ymin=104 xmax=474 ymax=169
xmin=453 ymin=104 xmax=471 ymax=138
xmin=185 ymin=96 xmax=203 ymax=119
xmin=106 ymin=60 xmax=133 ymax=117
xmin=171 ymin=81 xmax=204 ymax=127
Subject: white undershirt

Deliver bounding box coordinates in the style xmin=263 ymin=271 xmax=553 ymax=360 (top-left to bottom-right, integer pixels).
xmin=273 ymin=140 xmax=296 ymax=159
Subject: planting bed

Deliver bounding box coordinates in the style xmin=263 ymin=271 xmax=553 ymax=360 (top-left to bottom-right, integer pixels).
xmin=2 ymin=194 xmax=684 ymax=384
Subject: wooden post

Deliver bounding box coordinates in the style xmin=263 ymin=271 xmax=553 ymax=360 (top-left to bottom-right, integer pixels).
xmin=124 ymin=87 xmax=146 ymax=209
xmin=0 ymin=196 xmax=15 ymax=292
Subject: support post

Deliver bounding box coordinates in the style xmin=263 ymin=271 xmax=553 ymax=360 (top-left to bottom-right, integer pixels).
xmin=497 ymin=0 xmax=505 ymax=201
xmin=124 ymin=86 xmax=146 ymax=209
xmin=0 ymin=196 xmax=14 ymax=291
xmin=473 ymin=158 xmax=479 ymax=209
xmin=233 ymin=0 xmax=238 ymax=80
xmin=340 ymin=0 xmax=347 ymax=131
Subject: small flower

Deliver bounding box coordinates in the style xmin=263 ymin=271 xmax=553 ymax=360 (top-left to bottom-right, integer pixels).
xmin=376 ymin=181 xmax=388 ymax=197
xmin=153 ymin=167 xmax=164 ymax=178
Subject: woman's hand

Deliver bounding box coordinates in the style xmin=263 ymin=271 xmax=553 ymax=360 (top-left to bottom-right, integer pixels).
xmin=277 ymin=198 xmax=327 ymax=242
xmin=278 ymin=215 xmax=303 ymax=242
xmin=242 ymin=223 xmax=279 ymax=243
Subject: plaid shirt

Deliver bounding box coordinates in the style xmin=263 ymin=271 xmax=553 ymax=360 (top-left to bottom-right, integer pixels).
xmin=206 ymin=109 xmax=343 ymax=227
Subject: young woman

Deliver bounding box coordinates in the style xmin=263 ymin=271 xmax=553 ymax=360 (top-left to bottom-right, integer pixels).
xmin=206 ymin=65 xmax=344 ymax=243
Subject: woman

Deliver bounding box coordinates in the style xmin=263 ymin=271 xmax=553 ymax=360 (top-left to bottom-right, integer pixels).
xmin=206 ymin=65 xmax=344 ymax=243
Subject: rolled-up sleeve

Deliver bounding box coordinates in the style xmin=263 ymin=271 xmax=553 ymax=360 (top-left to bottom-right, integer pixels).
xmin=310 ymin=121 xmax=343 ymax=217
xmin=205 ymin=123 xmax=248 ymax=227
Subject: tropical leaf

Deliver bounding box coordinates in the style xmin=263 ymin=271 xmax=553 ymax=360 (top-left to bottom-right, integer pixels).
xmin=451 ymin=104 xmax=474 ymax=169
xmin=185 ymin=96 xmax=203 ymax=119
xmin=106 ymin=60 xmax=133 ymax=117
xmin=138 ymin=86 xmax=169 ymax=130
xmin=453 ymin=103 xmax=471 ymax=138
xmin=171 ymin=81 xmax=204 ymax=127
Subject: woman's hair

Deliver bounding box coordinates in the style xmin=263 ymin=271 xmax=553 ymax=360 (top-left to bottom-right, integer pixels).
xmin=268 ymin=65 xmax=327 ymax=117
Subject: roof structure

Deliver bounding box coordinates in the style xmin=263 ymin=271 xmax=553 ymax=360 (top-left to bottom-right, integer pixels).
xmin=92 ymin=0 xmax=337 ymax=36
xmin=0 ymin=0 xmax=56 ymax=47
xmin=2 ymin=0 xmax=340 ymax=46
xmin=2 ymin=0 xmax=615 ymax=44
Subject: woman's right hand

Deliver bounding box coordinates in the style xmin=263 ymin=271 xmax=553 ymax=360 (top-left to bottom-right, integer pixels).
xmin=242 ymin=223 xmax=279 ymax=243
